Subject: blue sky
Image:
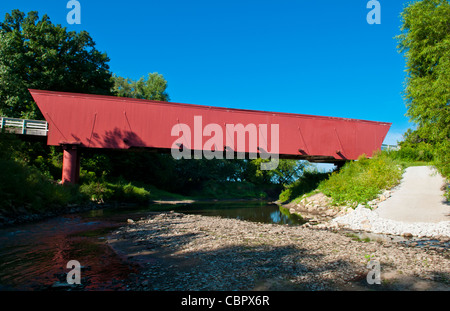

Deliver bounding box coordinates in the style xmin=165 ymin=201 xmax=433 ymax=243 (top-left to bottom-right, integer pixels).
xmin=1 ymin=0 xmax=415 ymax=145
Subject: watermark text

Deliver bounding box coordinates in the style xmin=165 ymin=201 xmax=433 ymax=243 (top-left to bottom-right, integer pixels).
xmin=171 ymin=116 xmax=279 ymax=170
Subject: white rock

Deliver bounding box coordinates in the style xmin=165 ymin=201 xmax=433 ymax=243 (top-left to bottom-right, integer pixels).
xmin=331 ymin=206 xmax=450 ymax=238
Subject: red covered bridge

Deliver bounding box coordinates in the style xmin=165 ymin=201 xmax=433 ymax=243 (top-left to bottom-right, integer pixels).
xmin=28 ymin=89 xmax=391 ymax=184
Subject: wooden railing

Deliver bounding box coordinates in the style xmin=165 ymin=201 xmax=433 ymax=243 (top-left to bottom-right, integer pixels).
xmin=0 ymin=117 xmax=48 ymax=136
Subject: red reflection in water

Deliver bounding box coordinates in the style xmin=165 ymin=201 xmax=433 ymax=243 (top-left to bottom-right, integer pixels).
xmin=0 ymin=215 xmax=138 ymax=291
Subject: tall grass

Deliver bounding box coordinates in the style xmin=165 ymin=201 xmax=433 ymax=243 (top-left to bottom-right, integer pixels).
xmin=318 ymin=152 xmax=403 ymax=207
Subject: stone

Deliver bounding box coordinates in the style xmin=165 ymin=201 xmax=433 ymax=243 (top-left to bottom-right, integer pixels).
xmin=361 ymin=219 xmax=371 ymax=231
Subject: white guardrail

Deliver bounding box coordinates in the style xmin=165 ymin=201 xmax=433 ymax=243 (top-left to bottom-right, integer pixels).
xmin=0 ymin=116 xmax=48 ymax=136
xmin=381 ymin=144 xmax=400 ymax=151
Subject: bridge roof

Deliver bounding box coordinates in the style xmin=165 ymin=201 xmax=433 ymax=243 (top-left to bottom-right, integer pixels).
xmin=29 ymin=89 xmax=391 ymax=162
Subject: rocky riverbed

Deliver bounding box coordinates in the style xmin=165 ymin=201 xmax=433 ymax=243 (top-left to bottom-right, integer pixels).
xmin=107 ymin=212 xmax=449 ymax=291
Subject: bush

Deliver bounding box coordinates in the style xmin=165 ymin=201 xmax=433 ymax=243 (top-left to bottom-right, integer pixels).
xmin=434 ymin=140 xmax=450 ymax=179
xmin=110 ymin=182 xmax=151 ymax=204
xmin=318 ymin=152 xmax=403 ymax=207
xmin=387 ymin=141 xmax=434 ymax=162
xmin=79 ymin=179 xmax=150 ymax=204
xmin=78 ymin=181 xmax=113 ymax=203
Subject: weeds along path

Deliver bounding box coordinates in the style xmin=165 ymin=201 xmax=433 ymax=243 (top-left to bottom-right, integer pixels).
xmin=376 ymin=166 xmax=449 ymax=223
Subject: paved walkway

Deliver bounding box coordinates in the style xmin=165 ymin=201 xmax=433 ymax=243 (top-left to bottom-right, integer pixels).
xmin=376 ymin=166 xmax=449 ymax=223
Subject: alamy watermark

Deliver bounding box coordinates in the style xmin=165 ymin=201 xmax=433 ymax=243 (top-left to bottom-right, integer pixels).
xmin=366 ymin=260 xmax=381 ymax=285
xmin=66 ymin=260 xmax=81 ymax=285
xmin=66 ymin=0 xmax=81 ymax=25
xmin=366 ymin=0 xmax=381 ymax=25
xmin=170 ymin=116 xmax=280 ymax=170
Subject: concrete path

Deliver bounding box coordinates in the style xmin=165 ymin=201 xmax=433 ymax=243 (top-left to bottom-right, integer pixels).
xmin=376 ymin=166 xmax=449 ymax=223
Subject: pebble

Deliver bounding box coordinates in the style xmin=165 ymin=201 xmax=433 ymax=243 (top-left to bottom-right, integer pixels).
xmin=331 ymin=205 xmax=450 ymax=238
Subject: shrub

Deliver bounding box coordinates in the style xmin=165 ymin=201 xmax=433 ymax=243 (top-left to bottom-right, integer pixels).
xmin=79 ymin=179 xmax=150 ymax=204
xmin=79 ymin=181 xmax=113 ymax=203
xmin=110 ymin=182 xmax=151 ymax=204
xmin=387 ymin=141 xmax=434 ymax=162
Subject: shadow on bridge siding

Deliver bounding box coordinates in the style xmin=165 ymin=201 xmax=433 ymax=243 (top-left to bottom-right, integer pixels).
xmin=72 ymin=127 xmax=147 ymax=149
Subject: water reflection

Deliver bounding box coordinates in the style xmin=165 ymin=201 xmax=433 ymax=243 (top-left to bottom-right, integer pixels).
xmin=0 ymin=216 xmax=137 ymax=291
xmin=148 ymin=201 xmax=306 ymax=226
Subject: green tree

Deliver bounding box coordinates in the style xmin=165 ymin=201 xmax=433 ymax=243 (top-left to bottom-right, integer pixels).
xmin=396 ymin=0 xmax=450 ymax=176
xmin=242 ymin=158 xmax=275 ymax=185
xmin=271 ymin=160 xmax=307 ymax=185
xmin=242 ymin=159 xmax=307 ymax=186
xmin=113 ymin=72 xmax=170 ymax=101
xmin=0 ymin=10 xmax=113 ymax=119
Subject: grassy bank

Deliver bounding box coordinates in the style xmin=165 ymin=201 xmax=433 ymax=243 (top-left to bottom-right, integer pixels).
xmin=280 ymin=152 xmax=406 ymax=208
xmin=318 ymin=152 xmax=403 ymax=207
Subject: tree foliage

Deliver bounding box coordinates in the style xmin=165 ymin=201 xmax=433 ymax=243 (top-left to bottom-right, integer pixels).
xmin=396 ymin=0 xmax=450 ymax=177
xmin=0 ymin=10 xmax=113 ymax=119
xmin=113 ymin=73 xmax=170 ymax=102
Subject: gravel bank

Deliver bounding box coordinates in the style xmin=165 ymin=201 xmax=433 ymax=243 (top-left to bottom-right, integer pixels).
xmin=331 ymin=205 xmax=450 ymax=238
xmin=107 ymin=212 xmax=449 ymax=291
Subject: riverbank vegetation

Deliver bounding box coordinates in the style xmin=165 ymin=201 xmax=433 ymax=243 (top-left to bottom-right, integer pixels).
xmin=317 ymin=152 xmax=403 ymax=207
xmin=279 ymin=152 xmax=405 ymax=208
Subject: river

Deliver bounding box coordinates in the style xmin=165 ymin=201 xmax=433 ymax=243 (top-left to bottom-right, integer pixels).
xmin=0 ymin=201 xmax=304 ymax=290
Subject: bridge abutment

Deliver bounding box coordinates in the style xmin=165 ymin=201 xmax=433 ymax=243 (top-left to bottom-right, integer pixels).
xmin=61 ymin=143 xmax=80 ymax=184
